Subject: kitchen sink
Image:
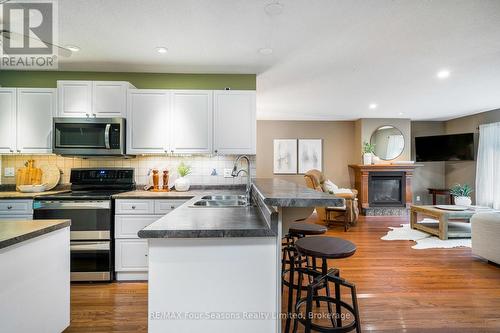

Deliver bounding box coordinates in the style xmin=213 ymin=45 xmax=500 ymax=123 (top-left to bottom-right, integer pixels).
xmin=191 ymin=200 xmax=247 ymax=207
xmin=200 ymin=195 xmax=246 ymax=201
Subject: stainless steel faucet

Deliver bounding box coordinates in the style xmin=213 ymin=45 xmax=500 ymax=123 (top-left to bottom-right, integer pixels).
xmin=231 ymin=155 xmax=252 ymax=205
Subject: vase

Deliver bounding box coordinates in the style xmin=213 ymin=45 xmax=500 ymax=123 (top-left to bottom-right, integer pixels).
xmin=174 ymin=176 xmax=190 ymax=192
xmin=363 ymin=153 xmax=373 ymax=165
xmin=454 ymin=196 xmax=472 ymax=206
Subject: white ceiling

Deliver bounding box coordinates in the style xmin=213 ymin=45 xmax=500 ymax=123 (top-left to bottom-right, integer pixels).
xmin=29 ymin=1 xmax=500 ymax=120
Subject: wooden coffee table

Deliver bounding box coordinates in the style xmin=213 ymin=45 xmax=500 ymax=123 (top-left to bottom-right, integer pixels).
xmin=410 ymin=205 xmax=475 ymax=240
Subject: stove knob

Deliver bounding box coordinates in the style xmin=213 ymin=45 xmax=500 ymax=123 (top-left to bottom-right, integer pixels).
xmin=7 ymin=206 xmax=13 ymax=210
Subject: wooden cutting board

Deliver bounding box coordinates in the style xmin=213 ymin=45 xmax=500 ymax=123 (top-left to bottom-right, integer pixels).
xmin=16 ymin=160 xmax=43 ymax=191
xmin=40 ymin=164 xmax=61 ymax=191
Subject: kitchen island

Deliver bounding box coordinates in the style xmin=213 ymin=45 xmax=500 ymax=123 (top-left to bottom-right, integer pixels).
xmin=0 ymin=219 xmax=71 ymax=333
xmin=139 ymin=178 xmax=344 ymax=333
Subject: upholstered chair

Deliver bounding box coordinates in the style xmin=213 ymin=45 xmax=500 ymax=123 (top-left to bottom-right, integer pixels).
xmin=304 ymin=169 xmax=359 ymax=231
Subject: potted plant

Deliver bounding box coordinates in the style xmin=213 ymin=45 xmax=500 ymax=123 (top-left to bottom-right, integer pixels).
xmin=362 ymin=141 xmax=376 ymax=165
xmin=450 ymin=183 xmax=473 ymax=206
xmin=174 ymin=162 xmax=192 ymax=192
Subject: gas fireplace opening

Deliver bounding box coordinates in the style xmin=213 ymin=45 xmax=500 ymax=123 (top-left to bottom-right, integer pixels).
xmin=368 ymin=172 xmax=405 ymax=207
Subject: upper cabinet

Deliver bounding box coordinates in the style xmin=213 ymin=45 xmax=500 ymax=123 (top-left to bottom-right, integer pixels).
xmin=127 ymin=89 xmax=171 ymax=154
xmin=0 ymin=88 xmax=56 ymax=154
xmin=57 ymin=80 xmax=133 ymax=118
xmin=0 ymin=89 xmax=16 ymax=154
xmin=213 ymin=90 xmax=256 ymax=155
xmin=170 ymin=90 xmax=213 ymax=154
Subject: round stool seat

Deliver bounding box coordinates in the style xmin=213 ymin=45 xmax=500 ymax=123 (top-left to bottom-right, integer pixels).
xmin=295 ymin=236 xmax=356 ymax=259
xmin=288 ymin=222 xmax=327 ymax=236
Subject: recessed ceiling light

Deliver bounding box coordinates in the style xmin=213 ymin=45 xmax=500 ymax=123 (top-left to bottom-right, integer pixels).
xmin=265 ymin=2 xmax=284 ymax=15
xmin=436 ymin=69 xmax=450 ymax=79
xmin=156 ymin=47 xmax=168 ymax=54
xmin=369 ymin=103 xmax=378 ymax=109
xmin=65 ymin=45 xmax=80 ymax=52
xmin=258 ymin=47 xmax=273 ymax=55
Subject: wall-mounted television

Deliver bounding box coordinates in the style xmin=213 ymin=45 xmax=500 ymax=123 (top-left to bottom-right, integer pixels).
xmin=415 ymin=133 xmax=475 ymax=162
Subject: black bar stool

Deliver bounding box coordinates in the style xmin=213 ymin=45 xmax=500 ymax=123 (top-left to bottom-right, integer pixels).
xmin=282 ymin=223 xmax=327 ymax=292
xmin=285 ymin=236 xmax=361 ymax=333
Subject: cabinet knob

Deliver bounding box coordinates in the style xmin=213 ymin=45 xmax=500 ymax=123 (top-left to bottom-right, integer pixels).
xmin=7 ymin=206 xmax=13 ymax=210
xmin=145 ymin=254 xmax=148 ymax=257
xmin=16 ymin=149 xmax=21 ymax=153
xmin=93 ymin=114 xmax=97 ymax=117
xmin=170 ymin=206 xmax=175 ymax=209
xmin=9 ymin=149 xmax=14 ymax=153
xmin=214 ymin=150 xmax=218 ymax=154
xmin=131 ymin=206 xmax=136 ymax=209
xmin=86 ymin=113 xmax=90 ymax=118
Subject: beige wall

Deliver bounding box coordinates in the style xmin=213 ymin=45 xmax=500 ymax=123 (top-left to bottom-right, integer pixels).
xmin=256 ymin=120 xmax=357 ymax=187
xmin=358 ymin=118 xmax=412 ymax=162
xmin=411 ymin=121 xmax=446 ymax=204
xmin=444 ymin=109 xmax=500 ymax=201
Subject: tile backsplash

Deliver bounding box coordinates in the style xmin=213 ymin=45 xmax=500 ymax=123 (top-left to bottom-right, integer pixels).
xmin=0 ymin=155 xmax=256 ymax=186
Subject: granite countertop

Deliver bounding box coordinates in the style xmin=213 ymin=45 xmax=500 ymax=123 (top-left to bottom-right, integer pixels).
xmin=251 ymin=178 xmax=345 ymax=207
xmin=0 ymin=189 xmax=71 ymax=199
xmin=112 ymin=185 xmax=246 ymax=199
xmin=0 ymin=219 xmax=71 ymax=250
xmin=138 ymin=194 xmax=275 ymax=239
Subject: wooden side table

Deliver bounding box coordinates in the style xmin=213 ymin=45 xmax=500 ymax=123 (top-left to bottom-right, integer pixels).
xmin=428 ymin=188 xmax=454 ymax=205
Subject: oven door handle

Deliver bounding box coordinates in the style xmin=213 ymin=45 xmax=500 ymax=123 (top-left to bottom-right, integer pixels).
xmin=104 ymin=124 xmax=111 ymax=149
xmin=34 ymin=201 xmax=110 ymax=209
xmin=70 ymin=241 xmax=110 ymax=251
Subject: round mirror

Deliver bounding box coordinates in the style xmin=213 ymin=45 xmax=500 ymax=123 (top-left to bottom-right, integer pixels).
xmin=370 ymin=125 xmax=405 ymax=160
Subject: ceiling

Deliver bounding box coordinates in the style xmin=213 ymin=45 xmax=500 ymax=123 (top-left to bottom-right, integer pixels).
xmin=11 ymin=0 xmax=500 ymax=120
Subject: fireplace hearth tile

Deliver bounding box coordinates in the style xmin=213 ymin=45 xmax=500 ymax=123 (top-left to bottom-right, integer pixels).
xmin=364 ymin=207 xmax=409 ymax=216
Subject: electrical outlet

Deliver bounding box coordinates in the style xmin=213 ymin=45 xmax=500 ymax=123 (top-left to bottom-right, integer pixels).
xmin=416 ymin=195 xmax=421 ymax=202
xmin=4 ymin=167 xmax=15 ymax=177
xmin=223 ymin=168 xmax=233 ymax=178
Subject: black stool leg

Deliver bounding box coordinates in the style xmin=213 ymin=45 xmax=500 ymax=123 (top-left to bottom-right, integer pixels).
xmin=284 ymin=252 xmax=295 ymax=333
xmin=322 ymin=258 xmax=340 ymax=328
xmin=312 ymin=256 xmax=321 ymax=307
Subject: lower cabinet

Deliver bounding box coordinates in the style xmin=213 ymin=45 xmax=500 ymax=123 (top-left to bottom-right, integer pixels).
xmin=114 ymin=198 xmax=188 ymax=281
xmin=0 ymin=199 xmax=33 ymax=221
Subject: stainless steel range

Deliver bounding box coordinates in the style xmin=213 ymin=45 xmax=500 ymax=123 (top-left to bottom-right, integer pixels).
xmin=34 ymin=168 xmax=135 ymax=282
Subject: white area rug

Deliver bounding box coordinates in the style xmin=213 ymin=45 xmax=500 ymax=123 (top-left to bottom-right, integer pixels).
xmin=381 ymin=220 xmax=471 ymax=250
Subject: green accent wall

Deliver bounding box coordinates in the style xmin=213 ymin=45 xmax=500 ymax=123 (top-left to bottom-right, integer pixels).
xmin=0 ymin=71 xmax=256 ymax=90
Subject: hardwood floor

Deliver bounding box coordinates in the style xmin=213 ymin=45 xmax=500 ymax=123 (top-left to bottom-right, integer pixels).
xmin=65 ymin=215 xmax=500 ymax=332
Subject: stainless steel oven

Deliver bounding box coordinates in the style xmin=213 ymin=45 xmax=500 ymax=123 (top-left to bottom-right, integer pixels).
xmin=33 ymin=200 xmax=111 ymax=240
xmin=53 ymin=117 xmax=126 ymax=156
xmin=70 ymin=241 xmax=112 ymax=281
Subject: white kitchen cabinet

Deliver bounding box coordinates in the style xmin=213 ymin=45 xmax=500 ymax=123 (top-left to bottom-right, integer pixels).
xmin=213 ymin=90 xmax=256 ymax=154
xmin=0 ymin=88 xmax=16 ymax=154
xmin=0 ymin=88 xmax=55 ymax=154
xmin=115 ymin=239 xmax=149 ymax=272
xmin=127 ymin=89 xmax=171 ymax=154
xmin=114 ymin=198 xmax=188 ymax=281
xmin=17 ymin=88 xmax=56 ymax=154
xmin=57 ymin=80 xmax=133 ymax=118
xmin=0 ymin=199 xmax=33 ymax=220
xmin=170 ymin=90 xmax=213 ymax=154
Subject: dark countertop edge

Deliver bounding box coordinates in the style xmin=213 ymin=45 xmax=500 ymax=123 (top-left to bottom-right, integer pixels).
xmin=112 ymin=194 xmax=197 ymax=199
xmin=138 ymin=228 xmax=276 ymax=239
xmin=251 ymin=179 xmax=345 ymax=208
xmin=0 ymin=220 xmax=71 ymax=250
xmin=112 ymin=185 xmax=246 ymax=199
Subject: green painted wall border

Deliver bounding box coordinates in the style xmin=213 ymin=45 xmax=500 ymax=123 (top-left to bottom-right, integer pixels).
xmin=0 ymin=71 xmax=256 ymax=90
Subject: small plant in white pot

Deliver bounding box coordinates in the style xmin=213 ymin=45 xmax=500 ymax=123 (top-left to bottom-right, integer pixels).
xmin=174 ymin=162 xmax=192 ymax=192
xmin=362 ymin=142 xmax=376 ymax=165
xmin=450 ymin=183 xmax=473 ymax=206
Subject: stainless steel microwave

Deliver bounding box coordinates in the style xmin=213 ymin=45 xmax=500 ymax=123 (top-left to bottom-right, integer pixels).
xmin=53 ymin=117 xmax=127 ymax=156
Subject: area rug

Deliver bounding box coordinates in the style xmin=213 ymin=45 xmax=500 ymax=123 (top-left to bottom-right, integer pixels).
xmin=381 ymin=220 xmax=471 ymax=250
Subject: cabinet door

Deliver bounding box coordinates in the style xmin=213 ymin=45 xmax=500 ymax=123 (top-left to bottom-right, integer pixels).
xmin=170 ymin=90 xmax=213 ymax=154
xmin=16 ymin=88 xmax=56 ymax=154
xmin=115 ymin=239 xmax=149 ymax=271
xmin=57 ymin=81 xmax=92 ymax=117
xmin=0 ymin=88 xmax=16 ymax=154
xmin=92 ymin=81 xmax=129 ymax=117
xmin=213 ymin=90 xmax=256 ymax=154
xmin=127 ymin=90 xmax=170 ymax=154
xmin=115 ymin=215 xmax=162 ymax=239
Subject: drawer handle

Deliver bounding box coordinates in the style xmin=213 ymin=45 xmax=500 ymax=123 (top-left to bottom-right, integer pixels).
xmin=131 ymin=206 xmax=136 ymax=209
xmin=7 ymin=206 xmax=13 ymax=210
xmin=145 ymin=254 xmax=148 ymax=257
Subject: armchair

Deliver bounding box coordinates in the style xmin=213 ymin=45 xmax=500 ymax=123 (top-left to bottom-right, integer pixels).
xmin=304 ymin=169 xmax=359 ymax=231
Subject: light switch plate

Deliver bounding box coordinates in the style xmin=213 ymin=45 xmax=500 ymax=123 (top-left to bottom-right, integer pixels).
xmin=223 ymin=168 xmax=233 ymax=178
xmin=4 ymin=167 xmax=15 ymax=177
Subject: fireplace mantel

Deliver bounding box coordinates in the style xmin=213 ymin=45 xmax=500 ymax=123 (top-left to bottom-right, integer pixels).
xmin=348 ymin=164 xmax=421 ymax=214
